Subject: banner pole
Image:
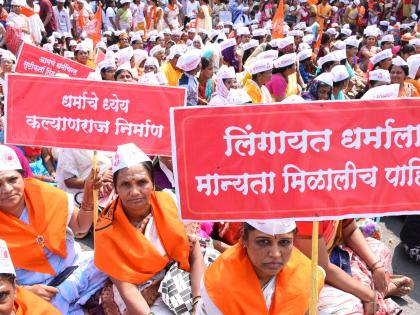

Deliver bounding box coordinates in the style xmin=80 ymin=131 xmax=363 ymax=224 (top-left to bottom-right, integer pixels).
xmin=309 ymin=221 xmax=319 ymax=315
xmin=92 ymin=150 xmax=98 ymax=240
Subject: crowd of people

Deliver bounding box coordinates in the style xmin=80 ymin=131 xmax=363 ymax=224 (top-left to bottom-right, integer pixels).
xmin=0 ymin=0 xmax=419 ymax=314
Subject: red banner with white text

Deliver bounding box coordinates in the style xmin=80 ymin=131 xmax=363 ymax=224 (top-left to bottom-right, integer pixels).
xmin=15 ymin=42 xmax=94 ymax=78
xmin=6 ymin=74 xmax=186 ymax=155
xmin=171 ymin=99 xmax=420 ymax=221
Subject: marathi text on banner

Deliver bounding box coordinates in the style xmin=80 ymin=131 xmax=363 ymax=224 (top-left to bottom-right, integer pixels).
xmin=6 ymin=74 xmax=185 ymax=155
xmin=171 ymin=99 xmax=420 ymax=221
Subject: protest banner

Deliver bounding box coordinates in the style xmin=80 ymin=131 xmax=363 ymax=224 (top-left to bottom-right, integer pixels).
xmin=171 ymin=99 xmax=420 ymax=221
xmin=15 ymin=42 xmax=95 ymax=78
xmin=5 ymin=73 xmax=186 ymax=155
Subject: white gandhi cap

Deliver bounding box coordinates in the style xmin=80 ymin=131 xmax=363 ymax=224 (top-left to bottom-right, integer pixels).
xmin=112 ymin=143 xmax=151 ymax=174
xmin=246 ymin=220 xmax=296 ymax=236
xmin=0 ymin=145 xmax=22 ymax=171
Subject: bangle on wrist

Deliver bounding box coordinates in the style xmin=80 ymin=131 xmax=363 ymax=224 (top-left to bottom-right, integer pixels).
xmin=369 ymin=260 xmax=381 ymax=270
xmin=371 ymin=264 xmax=384 ymax=272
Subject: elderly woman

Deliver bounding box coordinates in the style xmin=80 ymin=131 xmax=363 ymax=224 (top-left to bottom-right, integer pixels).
xmin=0 ymin=240 xmax=61 ymax=314
xmin=94 ymin=143 xmax=205 ymax=314
xmin=390 ymin=56 xmax=420 ymax=97
xmin=196 ymin=220 xmax=324 ymax=314
xmin=208 ymin=65 xmax=237 ymax=106
xmin=0 ymin=50 xmax=16 ymax=95
xmin=74 ymin=43 xmax=96 ymax=69
xmin=295 ymin=219 xmax=414 ymax=315
xmin=0 ymin=145 xmax=107 ymax=314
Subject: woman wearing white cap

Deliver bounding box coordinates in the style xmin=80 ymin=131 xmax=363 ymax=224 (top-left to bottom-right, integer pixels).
xmin=0 ymin=145 xmax=108 ymax=314
xmin=266 ymin=53 xmax=298 ymax=102
xmin=330 ymin=64 xmax=350 ymax=100
xmin=196 ymin=220 xmax=324 ymax=314
xmin=72 ymin=0 xmax=93 ymax=37
xmin=390 ymin=56 xmax=420 ymax=97
xmin=405 ymin=54 xmax=420 ymax=94
xmin=0 ymin=51 xmax=16 ymax=95
xmin=6 ymin=0 xmax=34 ymax=52
xmin=115 ymin=0 xmax=133 ymax=31
xmin=208 ymin=65 xmax=237 ymax=106
xmin=243 ymin=58 xmax=273 ymax=104
xmin=74 ymin=42 xmax=96 ymax=69
xmin=94 ymin=143 xmax=205 ymax=315
xmin=177 ymin=49 xmax=202 ymax=106
xmin=359 ymin=28 xmax=381 ymax=72
xmin=145 ymin=0 xmax=163 ymax=32
xmin=302 ymin=72 xmax=333 ymax=101
xmin=0 ymin=239 xmax=63 ymax=314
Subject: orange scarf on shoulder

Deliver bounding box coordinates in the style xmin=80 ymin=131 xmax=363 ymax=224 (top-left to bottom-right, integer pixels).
xmin=204 ymin=244 xmax=324 ymax=314
xmin=0 ymin=178 xmax=68 ymax=275
xmin=94 ymin=191 xmax=190 ymax=284
xmin=13 ymin=286 xmax=61 ymax=315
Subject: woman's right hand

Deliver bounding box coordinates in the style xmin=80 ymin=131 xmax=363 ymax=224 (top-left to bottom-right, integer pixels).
xmin=362 ymin=291 xmax=377 ymax=315
xmin=24 ymin=284 xmax=59 ymax=302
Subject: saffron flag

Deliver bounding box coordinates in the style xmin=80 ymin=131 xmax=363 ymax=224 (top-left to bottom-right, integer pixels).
xmin=271 ymin=0 xmax=284 ymax=39
xmin=87 ymin=3 xmax=102 ymax=47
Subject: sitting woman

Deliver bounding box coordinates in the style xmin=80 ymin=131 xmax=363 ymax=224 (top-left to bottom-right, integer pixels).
xmin=266 ymin=53 xmax=298 ymax=102
xmin=0 ymin=239 xmax=61 ymax=314
xmin=94 ymin=143 xmax=205 ymax=314
xmin=390 ymin=56 xmax=420 ymax=98
xmin=0 ymin=145 xmax=107 ymax=314
xmin=295 ymin=220 xmax=414 ymax=315
xmin=197 ymin=220 xmax=324 ymax=314
xmin=302 ymin=72 xmax=333 ymax=101
xmin=208 ymin=65 xmax=237 ymax=106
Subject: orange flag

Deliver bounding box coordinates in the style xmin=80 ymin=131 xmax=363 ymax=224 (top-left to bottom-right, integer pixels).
xmin=21 ymin=7 xmax=35 ymax=17
xmin=312 ymin=27 xmax=323 ymax=63
xmin=87 ymin=3 xmax=102 ymax=47
xmin=272 ymin=0 xmax=284 ymax=39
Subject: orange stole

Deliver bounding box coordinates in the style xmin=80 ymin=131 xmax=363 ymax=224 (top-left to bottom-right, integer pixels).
xmin=0 ymin=178 xmax=68 ymax=275
xmin=204 ymin=244 xmax=324 ymax=315
xmin=94 ymin=191 xmax=190 ymax=284
xmin=13 ymin=286 xmax=61 ymax=315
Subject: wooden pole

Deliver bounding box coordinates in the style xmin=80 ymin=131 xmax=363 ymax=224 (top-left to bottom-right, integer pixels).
xmin=309 ymin=221 xmax=319 ymax=315
xmin=92 ymin=150 xmax=98 ymax=238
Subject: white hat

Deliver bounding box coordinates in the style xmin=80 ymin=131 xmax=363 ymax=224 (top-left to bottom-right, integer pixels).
xmin=112 ymin=143 xmax=151 ymax=174
xmin=176 ymin=49 xmax=201 ymax=72
xmin=353 ymin=0 xmax=360 ymax=5
xmin=274 ymin=53 xmax=297 ymax=68
xmin=364 ymin=27 xmax=379 ymax=37
xmin=0 ymin=145 xmax=22 ymax=171
xmin=379 ymin=21 xmax=390 ymax=27
xmin=116 ymin=62 xmax=133 ymax=75
xmin=246 ymin=220 xmax=296 ymax=236
xmin=333 ymin=40 xmax=346 ymax=50
xmin=345 ymin=36 xmax=359 ymax=48
xmin=69 ymin=39 xmax=78 ymax=47
xmin=105 ymin=50 xmax=115 ymax=60
xmin=341 ymin=28 xmax=352 ymax=37
xmin=120 ymin=0 xmax=130 ymax=4
xmin=411 ymin=13 xmax=418 ymax=20
xmin=0 ymin=240 xmax=15 ymax=275
xmin=226 ymin=88 xmax=252 ymax=105
xmin=298 ymin=42 xmax=311 ymax=52
xmin=144 ymin=56 xmax=159 ymax=68
xmin=369 ymin=49 xmax=393 ymax=66
xmin=298 ymin=48 xmax=312 ymax=61
xmin=96 ymin=41 xmax=107 ymax=50
xmin=53 ymin=31 xmax=62 ymax=39
xmin=252 ymin=29 xmax=267 ymax=37
xmin=168 ymin=44 xmax=185 ymax=60
xmin=224 ymin=21 xmax=233 ymax=27
xmin=281 ymin=95 xmax=305 ymax=104
xmin=1 ymin=50 xmax=16 ymax=63
xmin=245 ymin=59 xmax=273 ymax=75
xmin=332 ymin=49 xmax=347 ymax=61
xmin=75 ymin=42 xmax=90 ymax=52
xmin=220 ymin=38 xmax=236 ymax=51
xmin=382 ymin=34 xmax=395 ymax=43
xmin=409 ymin=38 xmax=420 ymax=46
xmin=103 ymin=30 xmax=112 ymax=37
xmin=407 ymin=55 xmax=420 ymax=79
xmin=243 ymin=39 xmax=259 ymax=51
xmin=117 ymin=47 xmax=134 ymax=65
xmin=361 ymin=84 xmax=399 ymax=100
xmin=315 ymin=72 xmax=334 ymax=87
xmin=149 ymin=45 xmax=165 ymax=57
xmin=217 ymin=65 xmax=236 ymax=80
xmin=317 ymin=52 xmax=339 ymax=67
xmin=57 ymin=0 xmax=65 ymax=3
xmin=331 ymin=65 xmax=349 ymax=82
xmin=131 ymin=34 xmax=142 ymax=43
xmin=369 ymin=69 xmax=391 ymax=83
xmin=392 ymin=56 xmax=408 ymax=67
xmin=98 ymin=58 xmax=116 ymax=71
xmin=42 ymin=43 xmax=54 ymax=52
xmin=138 ymin=72 xmax=160 ymax=85
xmin=277 ymin=36 xmax=294 ymax=49
xmin=64 ymin=50 xmax=74 ymax=59
xmin=133 ymin=49 xmax=148 ymax=66
xmin=11 ymin=0 xmax=24 ymax=6
xmin=288 ymin=30 xmax=304 ymax=37
xmin=237 ymin=27 xmax=250 ymax=36
xmin=294 ymin=22 xmax=307 ymax=30
xmin=302 ymin=34 xmax=314 ymax=44
xmin=107 ymin=44 xmax=119 ymax=52
xmin=326 ymin=28 xmax=338 ymax=37
xmin=269 ymin=39 xmax=278 ymax=48
xmin=258 ymin=50 xmax=279 ymax=61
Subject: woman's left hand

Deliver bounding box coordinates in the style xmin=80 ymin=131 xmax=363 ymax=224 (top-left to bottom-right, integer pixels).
xmin=372 ymin=266 xmax=387 ymax=296
xmin=84 ymin=168 xmax=103 ymax=192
